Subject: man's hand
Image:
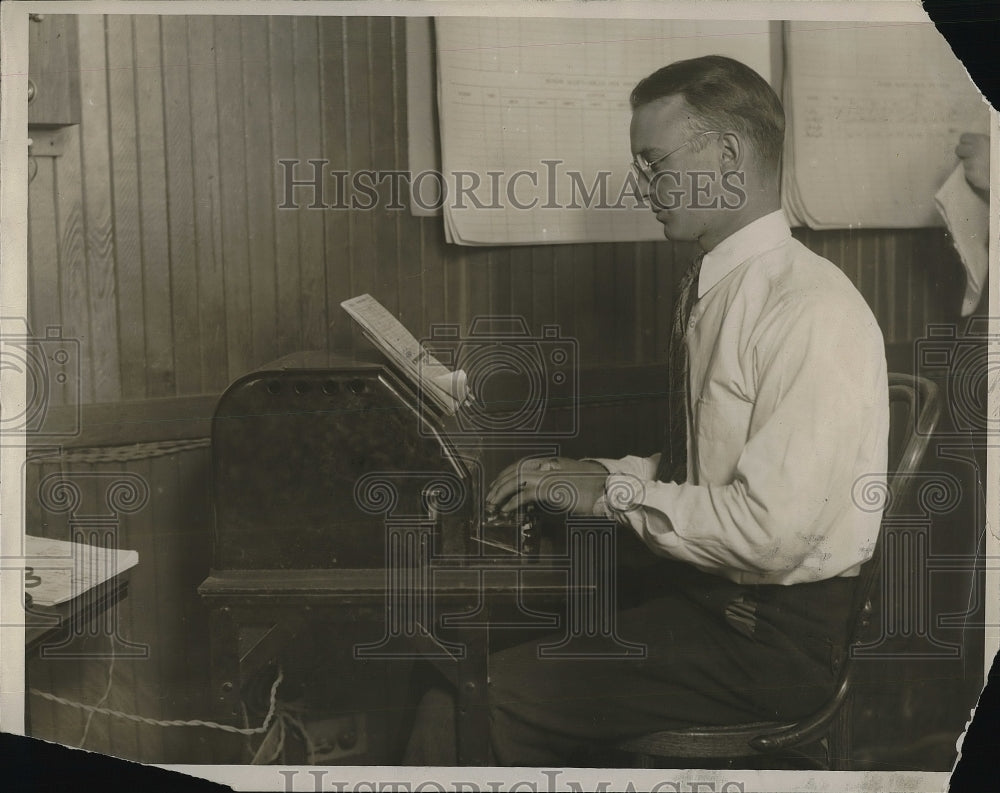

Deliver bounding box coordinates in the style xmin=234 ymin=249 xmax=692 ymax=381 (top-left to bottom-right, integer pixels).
xmin=486 ymin=457 xmax=608 ymax=516
xmin=956 ymin=132 xmax=991 ymax=194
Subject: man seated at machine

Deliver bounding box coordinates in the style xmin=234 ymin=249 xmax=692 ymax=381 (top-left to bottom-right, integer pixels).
xmin=405 ymin=54 xmax=889 ymax=766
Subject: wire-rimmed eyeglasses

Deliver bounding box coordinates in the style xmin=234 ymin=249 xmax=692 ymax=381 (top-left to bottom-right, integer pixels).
xmin=630 ymin=131 xmax=721 ymax=182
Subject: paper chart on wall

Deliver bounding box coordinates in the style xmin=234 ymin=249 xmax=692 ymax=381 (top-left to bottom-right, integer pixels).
xmin=435 ymin=18 xmax=775 ymax=245
xmin=782 ymin=20 xmax=990 ymax=229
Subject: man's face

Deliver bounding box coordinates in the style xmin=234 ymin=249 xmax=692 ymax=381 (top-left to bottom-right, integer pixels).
xmin=629 ymin=96 xmax=729 ymax=244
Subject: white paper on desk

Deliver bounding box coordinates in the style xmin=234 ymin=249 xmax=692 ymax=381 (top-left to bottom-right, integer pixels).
xmin=25 ymin=535 xmax=139 ymax=607
xmin=935 ymin=163 xmax=990 ymax=316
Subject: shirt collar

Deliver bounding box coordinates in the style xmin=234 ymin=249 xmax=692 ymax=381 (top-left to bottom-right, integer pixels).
xmin=698 ymin=210 xmax=791 ymax=298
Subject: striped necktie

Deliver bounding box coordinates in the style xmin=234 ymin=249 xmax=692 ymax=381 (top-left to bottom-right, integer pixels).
xmin=656 ymin=254 xmax=703 ymax=484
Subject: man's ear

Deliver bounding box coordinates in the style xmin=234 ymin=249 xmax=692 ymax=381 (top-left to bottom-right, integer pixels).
xmin=718 ymin=132 xmax=744 ymax=171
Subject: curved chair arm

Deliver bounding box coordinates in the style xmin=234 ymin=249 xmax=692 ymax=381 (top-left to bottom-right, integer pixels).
xmin=887 ymin=374 xmax=941 ymax=508
xmin=749 ymin=678 xmax=851 ymax=752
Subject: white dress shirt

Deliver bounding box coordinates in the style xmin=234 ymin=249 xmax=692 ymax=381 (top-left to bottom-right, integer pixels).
xmin=591 ymin=210 xmax=890 ymax=585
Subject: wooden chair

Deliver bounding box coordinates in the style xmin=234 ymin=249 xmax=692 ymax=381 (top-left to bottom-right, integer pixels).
xmin=618 ymin=373 xmax=942 ymax=769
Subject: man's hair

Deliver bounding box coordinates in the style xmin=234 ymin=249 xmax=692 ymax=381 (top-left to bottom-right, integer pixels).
xmin=630 ymin=55 xmax=785 ymax=170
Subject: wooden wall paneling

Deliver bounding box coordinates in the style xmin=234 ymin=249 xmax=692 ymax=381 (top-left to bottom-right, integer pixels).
xmin=393 ymin=18 xmax=426 ymax=336
xmin=35 ymin=644 xmax=84 ymax=746
xmin=419 ymin=219 xmax=447 ymax=333
xmin=443 ymin=246 xmax=469 ymax=330
xmin=911 ymin=231 xmax=941 ymax=335
xmin=901 ymin=234 xmax=921 ymax=339
xmin=367 ymin=18 xmax=402 ymax=334
xmin=106 ymin=16 xmax=145 ymax=402
xmin=134 ymin=16 xmax=175 ymax=398
xmin=481 ymin=247 xmax=505 ymax=323
xmin=883 ymin=233 xmax=900 ymax=343
xmin=509 ymin=246 xmax=533 ymax=330
xmin=531 ymin=246 xmax=556 ymax=332
xmin=148 ymin=452 xmax=189 ymax=762
xmin=116 ymin=457 xmax=164 ymax=760
xmin=900 ymin=231 xmax=918 ymax=342
xmin=269 ymin=17 xmax=303 ymax=358
xmin=612 ymin=243 xmax=637 ymax=363
xmin=345 ymin=17 xmax=378 ymax=358
xmin=319 ymin=17 xmax=352 ymax=356
xmin=552 ymin=243 xmax=578 ymax=346
xmin=171 ymin=447 xmax=232 ymax=763
xmin=571 ymin=242 xmax=598 ymax=366
xmin=294 ymin=17 xmax=329 ymax=354
xmin=922 ymin=230 xmax=940 ymax=330
xmin=875 ymin=234 xmax=893 ymax=342
xmin=633 ymin=242 xmax=657 ymax=363
xmin=932 ymin=230 xmax=966 ymax=326
xmin=78 ymin=15 xmax=121 ymax=404
xmin=591 ymin=244 xmax=617 ymax=363
xmin=860 ymin=232 xmax=881 ymax=330
xmin=214 ymin=16 xmax=253 ymax=382
xmin=28 ymin=156 xmax=60 ymax=339
xmin=28 ymin=14 xmax=81 ymax=126
xmin=239 ymin=17 xmax=278 ymax=370
xmin=160 ymin=16 xmax=202 ymax=396
xmin=187 ymin=18 xmax=228 ymax=394
xmin=64 ymin=463 xmax=111 ymax=756
xmin=651 ymin=242 xmax=673 ymax=360
xmin=837 ymin=231 xmax=858 ymax=290
xmin=30 ymin=14 xmax=973 ymax=410
xmin=93 ymin=459 xmax=144 ymax=760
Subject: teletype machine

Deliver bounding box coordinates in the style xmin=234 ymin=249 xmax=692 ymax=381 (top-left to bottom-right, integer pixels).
xmin=199 ymin=304 xmax=644 ymax=764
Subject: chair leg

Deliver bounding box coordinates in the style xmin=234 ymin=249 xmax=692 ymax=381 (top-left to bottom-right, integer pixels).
xmin=827 ymin=692 xmax=853 ymax=771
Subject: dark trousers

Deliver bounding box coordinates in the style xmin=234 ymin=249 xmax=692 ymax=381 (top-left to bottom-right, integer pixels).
xmin=404 ymin=558 xmax=857 ymax=766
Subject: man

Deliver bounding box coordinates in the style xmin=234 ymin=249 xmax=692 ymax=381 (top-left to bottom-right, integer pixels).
xmin=405 ymin=55 xmax=889 ymax=766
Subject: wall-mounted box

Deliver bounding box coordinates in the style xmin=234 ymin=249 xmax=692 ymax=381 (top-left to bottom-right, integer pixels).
xmin=28 ymin=15 xmax=81 ymax=127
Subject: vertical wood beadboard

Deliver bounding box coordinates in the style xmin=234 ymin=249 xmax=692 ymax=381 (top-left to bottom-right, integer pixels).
xmin=344 ymin=17 xmax=377 ymax=357
xmin=241 ymin=16 xmax=279 ymax=369
xmin=134 ymin=16 xmax=175 ymax=399
xmin=269 ymin=16 xmax=303 ymax=357
xmin=106 ymin=16 xmax=145 ymax=402
xmin=320 ymin=16 xmax=353 ymax=356
xmin=215 ymin=16 xmax=253 ymax=382
xmin=29 ymin=15 xmax=967 ymax=404
xmin=77 ymin=15 xmax=120 ymax=404
xmin=187 ymin=17 xmax=227 ymax=394
xmin=295 ymin=17 xmax=329 ymax=353
xmin=55 ymin=127 xmax=88 ymax=409
xmin=28 ymin=157 xmax=60 ymax=341
xmin=161 ymin=16 xmax=201 ymax=396
xmin=395 ymin=19 xmax=427 ymax=336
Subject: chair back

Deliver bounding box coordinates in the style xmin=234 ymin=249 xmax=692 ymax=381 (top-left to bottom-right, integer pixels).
xmin=619 ymin=373 xmax=944 ymax=763
xmin=843 ymin=373 xmax=942 ymax=665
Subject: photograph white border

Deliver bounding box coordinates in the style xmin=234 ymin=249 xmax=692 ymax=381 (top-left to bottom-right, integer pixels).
xmin=1 ymin=1 xmax=995 ymax=791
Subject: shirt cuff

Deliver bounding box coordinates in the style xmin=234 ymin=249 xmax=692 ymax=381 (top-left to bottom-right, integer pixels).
xmin=583 ymin=454 xmax=659 ymax=482
xmin=592 ymin=472 xmax=649 ymax=522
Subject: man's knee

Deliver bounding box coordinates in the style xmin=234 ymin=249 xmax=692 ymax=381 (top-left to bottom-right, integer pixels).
xmin=404 ymin=685 xmax=458 ymax=766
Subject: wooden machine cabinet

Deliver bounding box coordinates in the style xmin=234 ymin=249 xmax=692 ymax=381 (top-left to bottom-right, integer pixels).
xmin=199 ymin=352 xmax=628 ymax=764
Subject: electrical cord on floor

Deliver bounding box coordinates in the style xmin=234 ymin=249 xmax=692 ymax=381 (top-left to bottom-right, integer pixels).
xmin=29 ymin=667 xmax=284 ymax=736
xmin=78 ymin=635 xmax=116 ymax=749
